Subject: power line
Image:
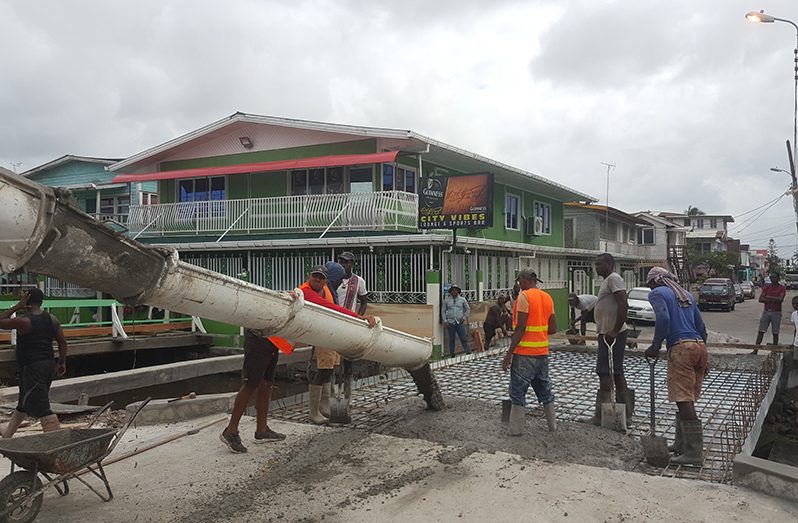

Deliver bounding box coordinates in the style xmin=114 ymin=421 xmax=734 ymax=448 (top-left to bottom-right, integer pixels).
xmin=733 ymin=194 xmax=787 ymax=235
xmin=730 ymin=193 xmax=788 ymax=222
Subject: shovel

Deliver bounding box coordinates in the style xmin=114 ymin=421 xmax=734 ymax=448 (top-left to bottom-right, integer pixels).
xmin=328 ymin=359 xmax=352 ymax=424
xmin=600 ymin=335 xmax=627 ymax=432
xmin=641 ymin=355 xmax=670 ymax=467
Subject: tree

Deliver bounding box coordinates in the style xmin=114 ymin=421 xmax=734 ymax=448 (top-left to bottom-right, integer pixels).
xmin=685 ymin=205 xmax=706 ymax=216
xmin=689 ymin=250 xmax=738 ymax=278
xmin=767 ymin=239 xmax=783 ymax=275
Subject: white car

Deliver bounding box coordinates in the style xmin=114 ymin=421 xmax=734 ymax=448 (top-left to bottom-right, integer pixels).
xmin=627 ymin=287 xmax=656 ymax=324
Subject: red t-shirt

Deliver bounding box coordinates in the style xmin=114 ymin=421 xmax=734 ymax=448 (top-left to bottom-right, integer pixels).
xmin=299 ymin=284 xmax=361 ymax=318
xmin=761 ymin=283 xmax=786 ymax=312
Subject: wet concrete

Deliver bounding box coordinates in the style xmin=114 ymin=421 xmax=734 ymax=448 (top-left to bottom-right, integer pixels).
xmin=374 ymin=397 xmax=641 ymax=471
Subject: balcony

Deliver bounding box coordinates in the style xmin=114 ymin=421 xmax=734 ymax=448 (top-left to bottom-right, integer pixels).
xmin=127 ymin=191 xmax=419 ymax=238
xmin=598 ymin=239 xmax=644 ymax=257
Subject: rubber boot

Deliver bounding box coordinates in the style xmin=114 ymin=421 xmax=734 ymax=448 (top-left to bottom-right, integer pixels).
xmin=308 ymin=385 xmax=328 ymax=425
xmin=617 ymin=389 xmax=636 ymax=424
xmin=319 ymin=382 xmax=331 ymax=418
xmin=543 ymin=402 xmax=556 ymax=432
xmin=39 ymin=414 xmax=61 ymax=433
xmin=670 ymin=420 xmax=704 ymax=465
xmin=508 ymin=404 xmax=525 ymax=436
xmin=587 ymin=390 xmax=612 ymax=426
xmin=668 ymin=419 xmax=683 ymax=454
xmin=1 ymin=410 xmax=25 ymax=439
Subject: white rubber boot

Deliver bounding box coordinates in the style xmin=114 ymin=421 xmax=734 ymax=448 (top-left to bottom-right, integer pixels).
xmin=544 ymin=402 xmax=557 ymax=432
xmin=1 ymin=410 xmax=25 ymax=439
xmin=508 ymin=404 xmax=525 ymax=436
xmin=308 ymin=385 xmax=329 ymax=425
xmin=320 ymin=382 xmax=331 ymax=418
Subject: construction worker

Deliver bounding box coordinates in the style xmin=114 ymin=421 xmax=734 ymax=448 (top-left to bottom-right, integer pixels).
xmin=220 ymin=330 xmax=289 ymax=454
xmin=337 ymin=251 xmax=368 ymax=315
xmin=568 ymin=292 xmax=597 ymax=343
xmin=502 ymin=269 xmax=557 ymax=435
xmin=301 ymin=265 xmax=376 ymax=424
xmin=590 ymin=253 xmax=634 ymax=425
xmin=644 ymin=267 xmax=707 ymax=465
xmin=0 ymin=289 xmax=67 ymax=438
xmin=484 ymin=295 xmax=511 ymax=347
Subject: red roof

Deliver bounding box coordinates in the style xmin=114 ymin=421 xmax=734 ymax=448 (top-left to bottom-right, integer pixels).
xmin=112 ymin=151 xmax=399 ymax=183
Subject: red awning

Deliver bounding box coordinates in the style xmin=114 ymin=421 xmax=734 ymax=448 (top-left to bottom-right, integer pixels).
xmin=112 ymin=151 xmax=400 ymax=183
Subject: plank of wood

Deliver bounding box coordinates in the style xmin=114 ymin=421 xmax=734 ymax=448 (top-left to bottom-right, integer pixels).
xmin=0 ymin=321 xmax=193 ymax=342
xmin=550 ymin=334 xmax=787 ymax=351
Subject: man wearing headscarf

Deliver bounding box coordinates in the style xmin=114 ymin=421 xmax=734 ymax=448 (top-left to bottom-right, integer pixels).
xmin=644 ymin=267 xmax=708 ymax=465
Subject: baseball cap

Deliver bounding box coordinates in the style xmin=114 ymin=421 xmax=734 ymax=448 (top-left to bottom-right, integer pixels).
xmin=517 ymin=268 xmax=544 ymax=283
xmin=338 ymin=251 xmax=355 ymax=261
xmin=309 ymin=265 xmax=328 ymax=279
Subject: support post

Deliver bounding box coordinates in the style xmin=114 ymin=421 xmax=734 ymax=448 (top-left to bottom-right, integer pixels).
xmin=426 ymin=269 xmax=443 ymax=358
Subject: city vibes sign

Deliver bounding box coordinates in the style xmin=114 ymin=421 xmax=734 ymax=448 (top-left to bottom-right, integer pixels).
xmin=418 ymin=173 xmax=494 ymax=229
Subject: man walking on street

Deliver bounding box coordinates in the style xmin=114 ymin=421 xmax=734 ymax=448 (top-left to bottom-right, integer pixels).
xmin=590 ymin=253 xmax=634 ymax=425
xmin=502 ymin=269 xmax=557 ymax=435
xmin=752 ymin=272 xmax=786 ymax=355
xmin=443 ymin=284 xmax=470 ymax=356
xmin=644 ymin=267 xmax=708 ymax=465
xmin=220 ymin=330 xmax=290 ymax=453
xmin=0 ymin=289 xmax=67 ymax=438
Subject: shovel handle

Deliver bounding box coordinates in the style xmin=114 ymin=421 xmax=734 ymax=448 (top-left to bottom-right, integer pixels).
xmin=647 ymin=357 xmax=657 ymax=435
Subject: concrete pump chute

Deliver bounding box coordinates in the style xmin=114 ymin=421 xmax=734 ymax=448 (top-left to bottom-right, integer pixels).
xmin=0 ymin=172 xmax=444 ymax=410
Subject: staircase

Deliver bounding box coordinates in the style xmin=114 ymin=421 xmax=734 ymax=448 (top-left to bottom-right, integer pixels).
xmin=668 ymin=245 xmax=693 ymax=284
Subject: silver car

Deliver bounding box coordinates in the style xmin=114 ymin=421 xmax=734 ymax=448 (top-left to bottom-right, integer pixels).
xmin=627 ymin=287 xmax=656 ymax=324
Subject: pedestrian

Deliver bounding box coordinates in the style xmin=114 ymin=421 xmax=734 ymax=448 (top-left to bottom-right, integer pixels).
xmin=752 ymin=272 xmax=786 ymax=354
xmin=300 ymin=265 xmax=376 ymax=424
xmin=644 ymin=267 xmax=708 ymax=465
xmin=790 ymin=296 xmax=798 ymax=360
xmin=337 ymin=251 xmax=368 ymax=315
xmin=219 ymin=329 xmax=291 ymax=454
xmin=568 ymin=292 xmax=597 ymax=342
xmin=484 ymin=295 xmax=510 ymax=347
xmin=0 ymin=289 xmax=67 ymax=438
xmin=442 ymin=284 xmax=470 ymax=356
xmin=502 ymin=269 xmax=557 ymax=435
xmin=590 ymin=253 xmax=635 ymax=425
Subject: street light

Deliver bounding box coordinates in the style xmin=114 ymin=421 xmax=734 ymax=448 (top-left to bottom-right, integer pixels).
xmin=745 ymin=10 xmax=798 ymax=166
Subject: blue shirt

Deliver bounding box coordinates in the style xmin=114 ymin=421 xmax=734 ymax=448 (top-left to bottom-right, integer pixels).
xmin=649 ymin=286 xmax=707 ymax=350
xmin=443 ymin=295 xmax=470 ymax=324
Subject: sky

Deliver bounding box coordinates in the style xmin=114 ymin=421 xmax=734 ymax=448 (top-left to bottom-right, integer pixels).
xmin=1 ymin=0 xmax=798 ymax=252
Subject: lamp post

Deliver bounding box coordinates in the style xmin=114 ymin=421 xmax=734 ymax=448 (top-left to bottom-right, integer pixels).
xmin=745 ymin=10 xmax=798 ymax=166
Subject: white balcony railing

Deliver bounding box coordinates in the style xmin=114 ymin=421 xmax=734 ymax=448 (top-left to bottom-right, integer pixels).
xmin=599 ymin=239 xmax=644 ymax=257
xmin=127 ymin=191 xmax=419 ymax=237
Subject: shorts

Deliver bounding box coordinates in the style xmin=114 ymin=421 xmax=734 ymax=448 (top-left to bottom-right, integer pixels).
xmin=242 ymin=336 xmax=280 ymax=384
xmin=596 ymin=331 xmax=627 ymax=376
xmin=667 ymin=341 xmax=708 ymax=402
xmin=316 ymin=348 xmax=341 ymax=370
xmin=758 ymin=311 xmax=782 ymax=335
xmin=508 ymin=354 xmax=554 ymax=406
xmin=17 ymin=359 xmax=56 ymax=418
xmin=580 ymin=309 xmax=595 ymax=324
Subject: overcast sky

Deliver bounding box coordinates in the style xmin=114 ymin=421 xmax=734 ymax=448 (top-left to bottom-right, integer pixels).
xmin=2 ymin=0 xmax=798 ymax=251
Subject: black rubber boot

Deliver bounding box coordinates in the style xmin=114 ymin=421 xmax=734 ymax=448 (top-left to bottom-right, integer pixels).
xmin=668 ymin=420 xmax=683 ymax=453
xmin=670 ymin=420 xmax=704 ymax=465
xmin=586 ymin=390 xmax=611 ymax=426
xmin=617 ymin=389 xmax=635 ymax=424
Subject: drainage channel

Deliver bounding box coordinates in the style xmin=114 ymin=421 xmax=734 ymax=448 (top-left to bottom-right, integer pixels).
xmin=270 ymin=346 xmax=780 ymax=483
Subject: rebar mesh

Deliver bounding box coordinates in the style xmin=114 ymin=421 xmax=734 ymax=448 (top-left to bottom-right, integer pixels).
xmin=271 ymin=347 xmax=779 ymax=483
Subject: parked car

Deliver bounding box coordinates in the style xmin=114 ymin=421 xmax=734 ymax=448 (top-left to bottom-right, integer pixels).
xmin=698 ymin=278 xmax=736 ymax=312
xmin=740 ymin=281 xmax=755 ymax=299
xmin=627 ymin=287 xmax=655 ymax=324
xmin=733 ymin=284 xmax=744 ymax=303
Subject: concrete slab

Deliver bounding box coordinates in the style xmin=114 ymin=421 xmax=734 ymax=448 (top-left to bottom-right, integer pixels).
xmin=126 ymin=393 xmax=237 ymax=425
xmin=11 ymin=418 xmax=796 ymax=522
xmin=734 ymin=454 xmax=798 ymax=503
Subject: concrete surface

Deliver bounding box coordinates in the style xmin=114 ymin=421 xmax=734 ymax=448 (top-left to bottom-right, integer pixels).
xmin=126 ymin=393 xmax=236 ymax=425
xmin=734 ymin=454 xmax=798 ymax=503
xmin=10 ymin=416 xmax=795 ymax=523
xmin=0 ymin=355 xmax=243 ymax=404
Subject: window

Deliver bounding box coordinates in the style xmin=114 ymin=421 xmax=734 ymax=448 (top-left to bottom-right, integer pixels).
xmin=99 ymin=195 xmax=130 ymax=217
xmin=637 ymin=227 xmax=655 ymax=245
xmin=504 ymin=193 xmax=520 ymax=230
xmin=533 ymin=201 xmax=552 ymax=235
xmin=710 ymin=218 xmax=717 ymax=229
xmin=291 ymin=168 xmax=347 ymax=195
xmin=349 ymin=166 xmax=373 ymax=193
xmin=382 ymin=164 xmax=416 ymax=192
xmin=696 ymin=218 xmax=704 ymax=228
xmin=141 ymin=192 xmax=159 ymax=205
xmin=179 ymin=177 xmax=225 ymax=202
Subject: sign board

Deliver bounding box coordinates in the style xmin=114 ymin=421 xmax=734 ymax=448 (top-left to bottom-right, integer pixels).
xmin=418 ymin=173 xmax=493 ymax=229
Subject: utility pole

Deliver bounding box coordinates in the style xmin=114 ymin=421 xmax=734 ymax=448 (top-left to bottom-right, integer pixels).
xmin=600 ymin=162 xmax=615 ymax=243
xmin=787 ymin=140 xmax=798 ymax=241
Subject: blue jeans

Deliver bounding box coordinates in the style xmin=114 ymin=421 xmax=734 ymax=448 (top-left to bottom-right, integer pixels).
xmin=447 ymin=322 xmax=469 ymax=356
xmin=509 ymin=354 xmax=554 ymax=407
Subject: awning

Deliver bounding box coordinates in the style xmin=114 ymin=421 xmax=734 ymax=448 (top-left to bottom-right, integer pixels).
xmin=112 ymin=151 xmax=400 ymax=183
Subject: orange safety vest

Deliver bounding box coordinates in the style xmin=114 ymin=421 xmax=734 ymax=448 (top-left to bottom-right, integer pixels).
xmin=299 ymin=281 xmax=334 ymax=303
xmin=512 ymin=287 xmax=554 ymax=356
xmin=268 ymin=336 xmax=294 ymax=355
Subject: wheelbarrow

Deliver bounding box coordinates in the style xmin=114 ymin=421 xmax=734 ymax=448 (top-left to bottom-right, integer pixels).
xmin=0 ymin=398 xmax=150 ymax=523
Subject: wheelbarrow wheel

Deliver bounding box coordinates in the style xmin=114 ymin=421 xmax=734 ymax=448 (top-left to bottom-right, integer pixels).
xmin=0 ymin=471 xmax=43 ymax=523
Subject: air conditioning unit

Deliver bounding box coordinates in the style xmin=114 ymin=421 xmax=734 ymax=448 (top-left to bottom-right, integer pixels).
xmin=525 ymin=216 xmax=544 ymax=236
